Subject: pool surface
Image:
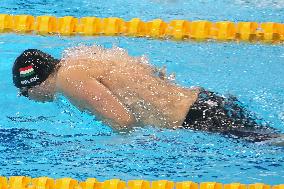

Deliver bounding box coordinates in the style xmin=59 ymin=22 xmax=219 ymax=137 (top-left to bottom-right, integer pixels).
xmin=0 ymin=0 xmax=284 ymax=185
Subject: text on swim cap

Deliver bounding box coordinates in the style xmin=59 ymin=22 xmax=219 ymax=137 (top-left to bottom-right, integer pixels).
xmin=21 ymin=75 xmax=39 ymax=85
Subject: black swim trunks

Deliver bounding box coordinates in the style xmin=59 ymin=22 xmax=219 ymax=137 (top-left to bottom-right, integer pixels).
xmin=182 ymin=89 xmax=279 ymax=142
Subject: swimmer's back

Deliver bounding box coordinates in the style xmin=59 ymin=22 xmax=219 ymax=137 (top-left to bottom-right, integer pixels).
xmin=57 ymin=46 xmax=200 ymax=128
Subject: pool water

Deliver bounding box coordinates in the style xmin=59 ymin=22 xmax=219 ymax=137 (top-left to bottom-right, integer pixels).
xmin=0 ymin=0 xmax=284 ymax=185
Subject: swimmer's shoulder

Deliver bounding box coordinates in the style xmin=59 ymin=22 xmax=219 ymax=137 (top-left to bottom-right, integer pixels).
xmin=58 ymin=58 xmax=104 ymax=79
xmin=56 ymin=63 xmax=92 ymax=92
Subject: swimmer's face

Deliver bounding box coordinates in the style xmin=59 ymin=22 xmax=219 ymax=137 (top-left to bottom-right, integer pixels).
xmin=19 ymin=76 xmax=56 ymax=102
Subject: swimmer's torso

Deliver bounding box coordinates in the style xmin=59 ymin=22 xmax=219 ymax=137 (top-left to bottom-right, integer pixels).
xmin=56 ymin=46 xmax=199 ymax=128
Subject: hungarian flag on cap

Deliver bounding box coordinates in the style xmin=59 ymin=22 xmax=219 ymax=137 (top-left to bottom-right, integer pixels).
xmin=19 ymin=65 xmax=35 ymax=78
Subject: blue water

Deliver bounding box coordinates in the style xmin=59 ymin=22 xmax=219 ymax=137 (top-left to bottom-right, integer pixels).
xmin=0 ymin=0 xmax=284 ymax=185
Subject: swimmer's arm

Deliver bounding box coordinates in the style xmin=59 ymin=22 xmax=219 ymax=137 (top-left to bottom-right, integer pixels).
xmin=57 ymin=73 xmax=136 ymax=130
xmin=83 ymin=79 xmax=136 ymax=130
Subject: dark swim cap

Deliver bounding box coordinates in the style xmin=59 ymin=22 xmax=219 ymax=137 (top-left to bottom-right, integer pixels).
xmin=12 ymin=49 xmax=60 ymax=89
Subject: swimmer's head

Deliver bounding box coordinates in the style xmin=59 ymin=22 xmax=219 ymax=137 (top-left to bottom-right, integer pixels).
xmin=12 ymin=49 xmax=60 ymax=101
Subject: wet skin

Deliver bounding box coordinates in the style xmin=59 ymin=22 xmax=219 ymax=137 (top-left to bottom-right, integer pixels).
xmin=53 ymin=46 xmax=200 ymax=130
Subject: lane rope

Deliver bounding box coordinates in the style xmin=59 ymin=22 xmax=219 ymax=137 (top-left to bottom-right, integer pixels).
xmin=0 ymin=14 xmax=283 ymax=43
xmin=0 ymin=176 xmax=283 ymax=189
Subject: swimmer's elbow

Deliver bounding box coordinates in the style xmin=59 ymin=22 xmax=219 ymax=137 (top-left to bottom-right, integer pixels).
xmin=103 ymin=115 xmax=136 ymax=131
xmin=116 ymin=113 xmax=136 ymax=130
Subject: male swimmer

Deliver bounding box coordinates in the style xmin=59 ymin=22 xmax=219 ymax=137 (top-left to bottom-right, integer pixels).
xmin=12 ymin=47 xmax=284 ymax=144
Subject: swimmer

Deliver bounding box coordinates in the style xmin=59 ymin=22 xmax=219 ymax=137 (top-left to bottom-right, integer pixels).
xmin=12 ymin=47 xmax=284 ymax=144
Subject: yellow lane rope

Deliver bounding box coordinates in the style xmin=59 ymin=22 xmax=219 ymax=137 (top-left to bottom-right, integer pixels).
xmin=0 ymin=176 xmax=283 ymax=189
xmin=0 ymin=14 xmax=283 ymax=43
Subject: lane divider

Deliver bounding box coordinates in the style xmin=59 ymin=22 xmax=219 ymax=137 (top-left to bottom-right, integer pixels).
xmin=0 ymin=176 xmax=283 ymax=189
xmin=0 ymin=14 xmax=284 ymax=43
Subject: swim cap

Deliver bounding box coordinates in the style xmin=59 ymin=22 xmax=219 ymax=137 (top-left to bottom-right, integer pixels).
xmin=12 ymin=49 xmax=60 ymax=89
